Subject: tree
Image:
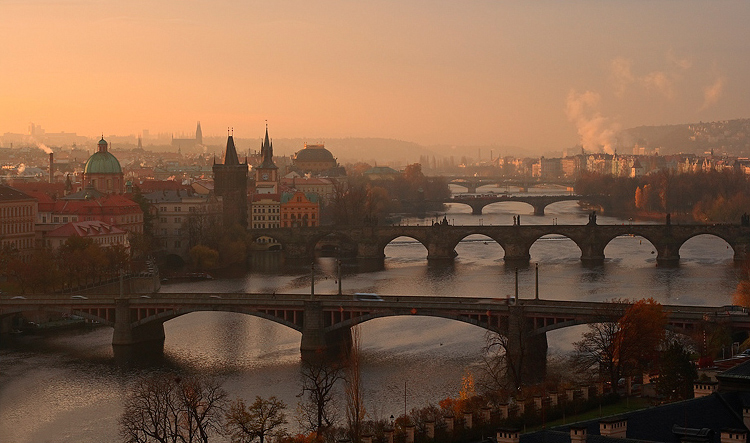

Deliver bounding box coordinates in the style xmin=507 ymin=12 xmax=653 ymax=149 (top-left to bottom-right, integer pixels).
xmin=573 ymin=299 xmax=666 ymax=389
xmin=225 ymin=396 xmax=288 ymax=443
xmin=654 ymin=340 xmax=697 ymax=401
xmin=297 ymin=357 xmax=343 ymax=440
xmin=345 ymin=326 xmax=364 ymax=443
xmin=189 ymin=245 xmax=219 ymax=271
xmin=119 ymin=373 xmax=228 ymax=443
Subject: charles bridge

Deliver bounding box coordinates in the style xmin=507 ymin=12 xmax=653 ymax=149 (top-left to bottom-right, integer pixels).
xmin=1 ymin=293 xmax=747 ymax=383
xmin=249 ymin=222 xmax=750 ymax=266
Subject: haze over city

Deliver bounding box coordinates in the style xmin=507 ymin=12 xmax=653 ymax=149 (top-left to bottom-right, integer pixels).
xmin=2 ymin=0 xmax=749 ymax=154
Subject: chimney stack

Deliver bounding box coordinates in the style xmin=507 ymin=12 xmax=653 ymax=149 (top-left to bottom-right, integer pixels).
xmin=49 ymin=152 xmax=54 ymax=184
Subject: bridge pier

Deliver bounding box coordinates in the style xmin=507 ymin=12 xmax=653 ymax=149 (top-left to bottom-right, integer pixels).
xmin=579 ymin=242 xmax=606 ymax=266
xmin=503 ymin=241 xmax=531 ymax=265
xmin=505 ymin=305 xmax=547 ymax=386
xmin=733 ymin=242 xmax=750 ymax=263
xmin=300 ymin=301 xmax=352 ymax=358
xmin=112 ymin=299 xmax=165 ymax=363
xmin=532 ymin=204 xmax=545 ymax=216
xmin=655 ymin=244 xmax=680 ymax=267
xmin=427 ymin=242 xmax=458 ymax=261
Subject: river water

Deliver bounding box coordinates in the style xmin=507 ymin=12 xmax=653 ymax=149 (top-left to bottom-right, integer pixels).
xmin=0 ymin=186 xmax=743 ymax=443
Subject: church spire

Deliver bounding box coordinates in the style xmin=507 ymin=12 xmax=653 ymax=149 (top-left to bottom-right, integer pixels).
xmin=260 ymin=123 xmax=277 ymax=169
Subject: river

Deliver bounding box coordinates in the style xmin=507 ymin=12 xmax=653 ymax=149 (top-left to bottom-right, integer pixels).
xmin=0 ymin=186 xmax=743 ymax=443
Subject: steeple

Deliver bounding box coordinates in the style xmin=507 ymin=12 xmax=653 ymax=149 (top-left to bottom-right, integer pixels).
xmin=196 ymin=121 xmax=203 ymax=145
xmin=223 ymin=134 xmax=240 ymax=166
xmin=260 ymin=123 xmax=278 ymax=169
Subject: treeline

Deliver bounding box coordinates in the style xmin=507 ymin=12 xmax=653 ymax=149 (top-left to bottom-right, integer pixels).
xmin=575 ymin=169 xmax=750 ymax=222
xmin=329 ymin=163 xmax=450 ymax=225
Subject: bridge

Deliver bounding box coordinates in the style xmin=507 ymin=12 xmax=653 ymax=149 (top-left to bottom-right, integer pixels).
xmin=248 ymin=223 xmax=750 ymax=266
xmin=441 ymin=194 xmax=604 ymax=215
xmin=443 ymin=176 xmax=574 ymax=193
xmin=1 ymin=294 xmax=747 ymax=383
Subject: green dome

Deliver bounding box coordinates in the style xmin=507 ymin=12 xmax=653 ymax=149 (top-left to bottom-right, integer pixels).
xmin=84 ymin=151 xmax=122 ymax=174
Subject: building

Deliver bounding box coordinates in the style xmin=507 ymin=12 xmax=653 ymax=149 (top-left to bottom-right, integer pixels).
xmin=82 ymin=137 xmax=125 ymax=194
xmin=171 ymin=121 xmax=203 ymax=151
xmin=28 ymin=189 xmax=144 ymax=241
xmin=0 ymin=184 xmax=37 ymax=256
xmin=281 ymin=191 xmax=320 ymax=227
xmin=44 ymin=220 xmax=129 ymax=251
xmin=292 ymin=143 xmax=340 ymax=175
xmin=145 ymin=188 xmax=221 ymax=258
xmin=280 ymin=176 xmax=336 ymax=205
xmin=212 ymin=134 xmax=248 ymax=228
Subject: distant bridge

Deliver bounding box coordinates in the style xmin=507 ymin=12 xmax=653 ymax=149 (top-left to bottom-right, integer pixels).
xmin=442 ymin=176 xmax=575 ymax=193
xmin=440 ymin=194 xmax=605 ymax=215
xmin=1 ymin=294 xmax=746 ymax=383
xmin=248 ymin=223 xmax=750 ymax=266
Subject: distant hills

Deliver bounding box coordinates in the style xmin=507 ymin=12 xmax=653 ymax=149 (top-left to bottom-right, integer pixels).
xmin=617 ymin=118 xmax=750 ymax=156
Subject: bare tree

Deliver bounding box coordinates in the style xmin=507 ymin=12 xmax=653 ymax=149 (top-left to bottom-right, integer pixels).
xmin=297 ymin=356 xmax=344 ymax=440
xmin=345 ymin=326 xmax=365 ymax=442
xmin=119 ymin=373 xmax=228 ymax=443
xmin=225 ymin=396 xmax=288 ymax=443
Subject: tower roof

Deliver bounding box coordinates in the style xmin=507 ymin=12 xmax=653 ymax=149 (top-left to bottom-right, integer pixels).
xmin=259 ymin=125 xmax=278 ymax=169
xmin=223 ymin=135 xmax=240 ymax=165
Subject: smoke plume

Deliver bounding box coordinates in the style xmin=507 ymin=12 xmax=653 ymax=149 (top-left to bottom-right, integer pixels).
xmin=565 ymin=90 xmax=620 ymax=154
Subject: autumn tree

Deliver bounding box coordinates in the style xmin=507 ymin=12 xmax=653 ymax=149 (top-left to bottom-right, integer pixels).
xmin=119 ymin=373 xmax=228 ymax=443
xmin=225 ymin=396 xmax=288 ymax=443
xmin=573 ymin=299 xmax=666 ymax=389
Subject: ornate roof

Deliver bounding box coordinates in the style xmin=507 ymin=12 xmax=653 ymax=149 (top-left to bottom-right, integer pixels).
xmin=293 ymin=143 xmax=336 ymax=163
xmin=84 ymin=138 xmax=122 ymax=174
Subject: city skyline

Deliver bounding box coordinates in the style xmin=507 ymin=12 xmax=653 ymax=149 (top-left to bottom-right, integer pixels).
xmin=2 ymin=1 xmax=749 ymax=154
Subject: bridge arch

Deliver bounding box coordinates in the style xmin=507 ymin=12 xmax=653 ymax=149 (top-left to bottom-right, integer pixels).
xmin=381 ymin=235 xmax=430 ymax=259
xmin=678 ymin=233 xmax=735 ymax=262
xmin=528 ymin=232 xmax=583 ymax=262
xmin=132 ymin=307 xmax=303 ymax=333
xmin=602 ymin=234 xmax=659 ymax=263
xmin=451 ymin=233 xmax=506 ymax=259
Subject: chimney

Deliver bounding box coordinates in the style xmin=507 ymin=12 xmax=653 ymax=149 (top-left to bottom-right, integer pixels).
xmin=721 ymin=430 xmax=748 ymax=443
xmin=600 ymin=417 xmax=627 ymax=439
xmin=694 ymin=381 xmax=718 ymax=398
xmin=497 ymin=428 xmax=521 ymax=443
xmin=570 ymin=425 xmax=587 ymax=443
xmin=49 ymin=152 xmax=54 ymax=184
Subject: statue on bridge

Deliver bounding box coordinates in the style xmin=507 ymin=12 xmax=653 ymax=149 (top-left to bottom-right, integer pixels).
xmin=587 ymin=211 xmax=597 ymax=225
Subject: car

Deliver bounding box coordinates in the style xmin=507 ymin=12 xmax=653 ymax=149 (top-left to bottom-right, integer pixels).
xmin=11 ymin=295 xmax=26 ymax=300
xmin=71 ymin=295 xmax=88 ymax=300
xmin=209 ymin=295 xmax=222 ymax=299
xmin=354 ymin=293 xmax=383 ymax=301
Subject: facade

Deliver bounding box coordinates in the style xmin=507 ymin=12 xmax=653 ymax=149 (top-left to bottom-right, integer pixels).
xmin=82 ymin=137 xmax=125 ymax=194
xmin=0 ymin=184 xmax=37 ymax=256
xmin=281 ymin=191 xmax=320 ymax=227
xmin=44 ymin=220 xmax=129 ymax=251
xmin=146 ymin=188 xmax=221 ymax=258
xmin=292 ymin=143 xmax=338 ymax=175
xmin=212 ymin=135 xmax=248 ymax=228
xmin=280 ymin=176 xmax=335 ymax=205
xmin=29 ymin=190 xmax=144 ymax=239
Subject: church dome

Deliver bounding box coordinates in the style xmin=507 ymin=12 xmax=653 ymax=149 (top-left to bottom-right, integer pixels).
xmin=293 ymin=144 xmax=336 ymax=163
xmin=84 ymin=138 xmax=122 ymax=174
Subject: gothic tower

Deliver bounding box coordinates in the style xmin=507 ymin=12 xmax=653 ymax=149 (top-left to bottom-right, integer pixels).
xmin=195 ymin=121 xmax=203 ymax=145
xmin=254 ymin=125 xmax=279 ymax=194
xmin=213 ymin=133 xmax=248 ymax=228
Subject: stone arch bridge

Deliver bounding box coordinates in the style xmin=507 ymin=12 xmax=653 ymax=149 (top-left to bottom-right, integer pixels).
xmin=2 ymin=295 xmax=747 ymax=383
xmin=249 ymin=223 xmax=750 ymax=266
xmin=440 ymin=194 xmax=605 ymax=216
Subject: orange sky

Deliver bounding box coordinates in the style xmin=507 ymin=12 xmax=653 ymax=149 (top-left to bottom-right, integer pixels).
xmin=1 ymin=0 xmax=748 ymax=153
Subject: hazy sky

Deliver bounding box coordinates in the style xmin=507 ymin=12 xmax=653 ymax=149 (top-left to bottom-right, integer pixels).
xmin=2 ymin=0 xmax=748 ymax=153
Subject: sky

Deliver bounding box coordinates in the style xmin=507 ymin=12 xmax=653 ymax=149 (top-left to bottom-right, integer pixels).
xmin=1 ymin=0 xmax=749 ymax=154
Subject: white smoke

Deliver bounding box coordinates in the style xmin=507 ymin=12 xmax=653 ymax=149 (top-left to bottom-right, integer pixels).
xmin=36 ymin=142 xmax=53 ymax=155
xmin=17 ymin=163 xmax=26 ymax=175
xmin=565 ymin=90 xmax=620 ymax=154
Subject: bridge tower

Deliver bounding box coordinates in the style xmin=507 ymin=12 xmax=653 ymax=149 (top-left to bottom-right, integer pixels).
xmin=213 ymin=133 xmax=248 ymax=228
